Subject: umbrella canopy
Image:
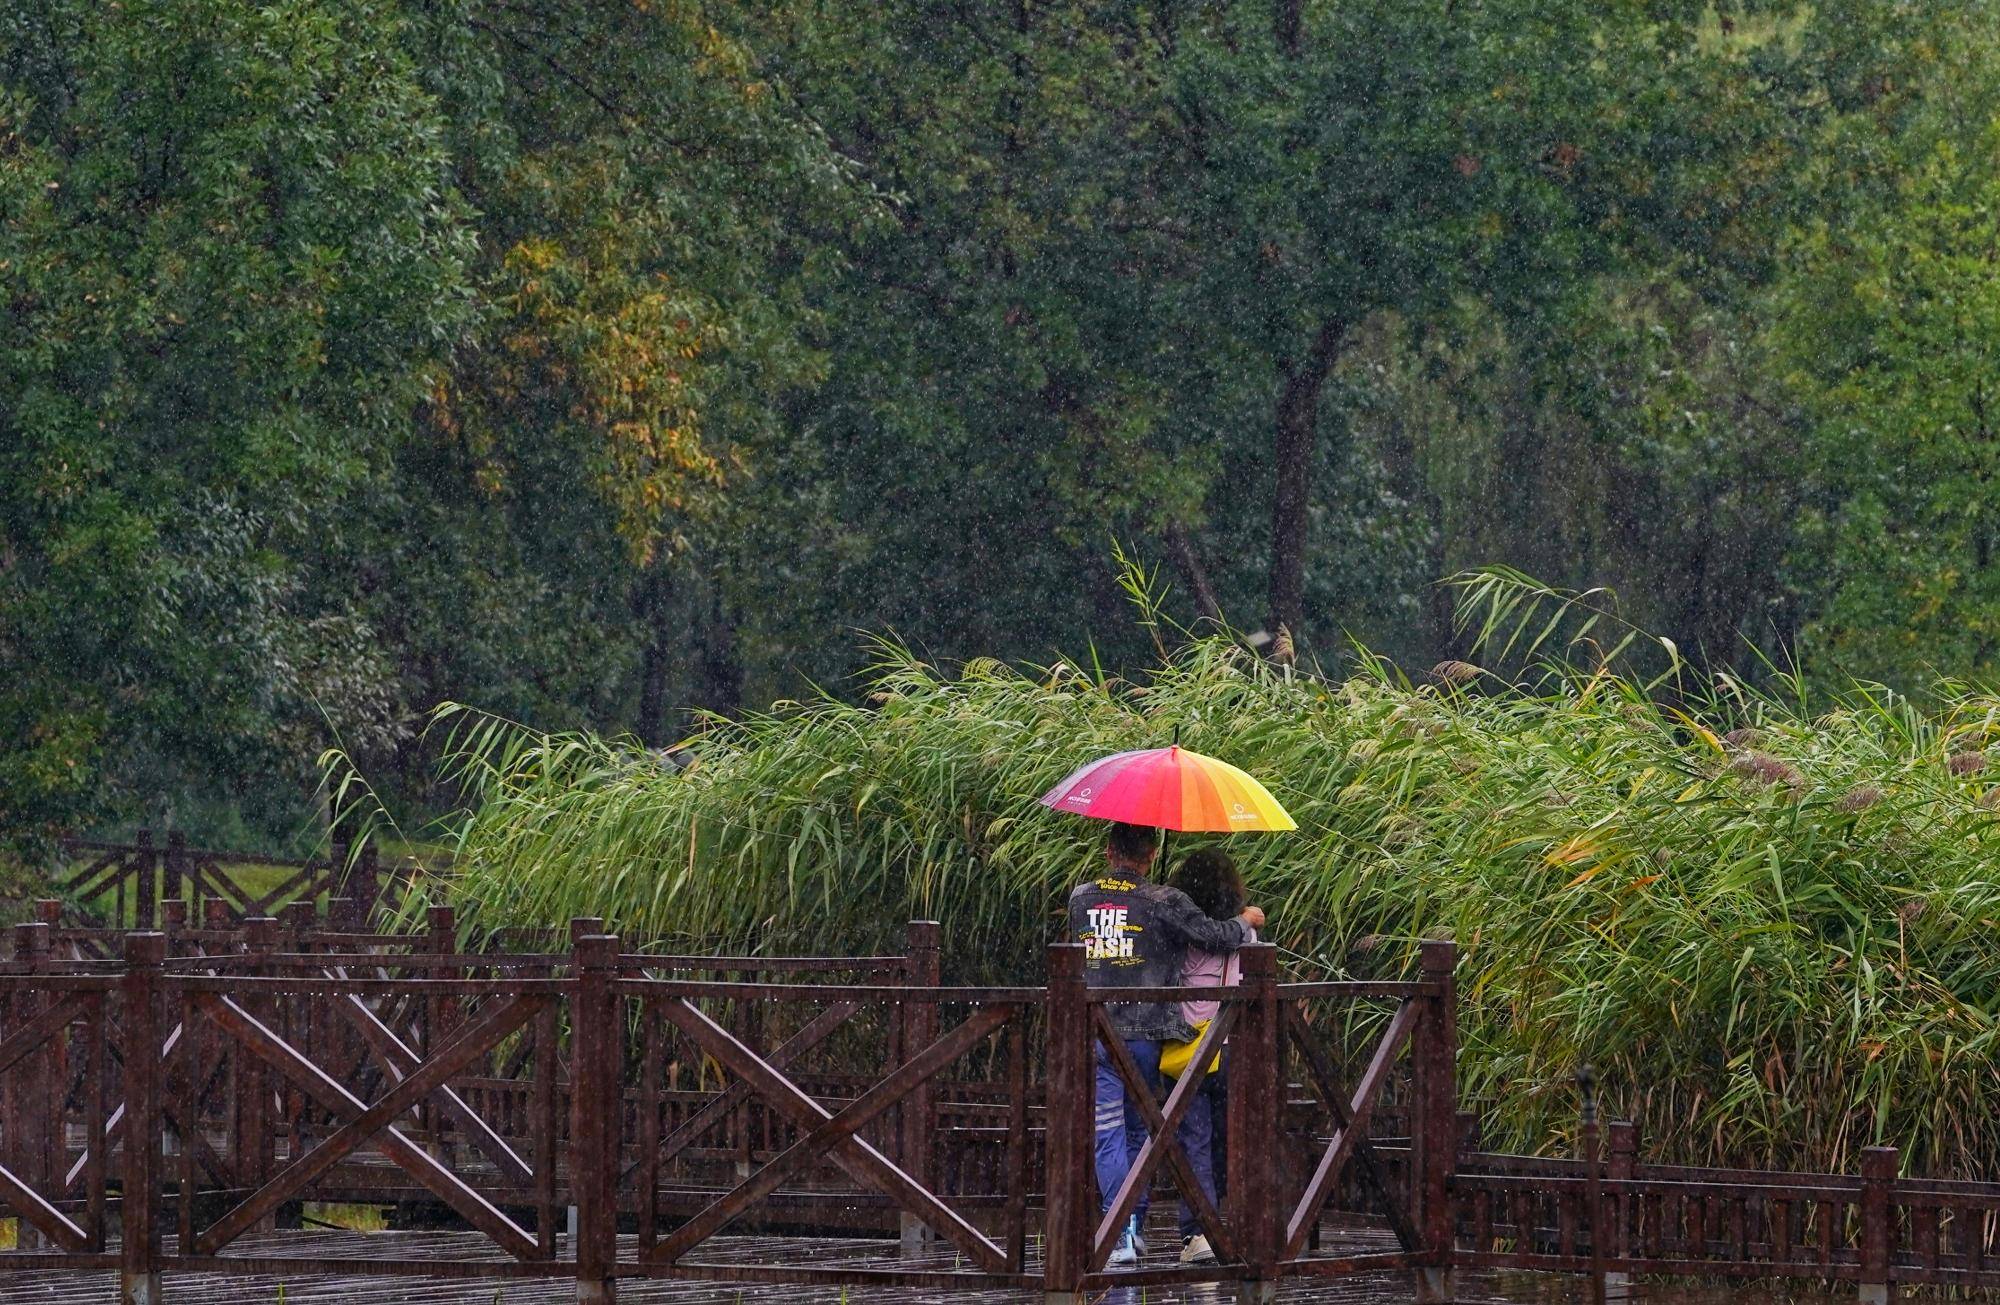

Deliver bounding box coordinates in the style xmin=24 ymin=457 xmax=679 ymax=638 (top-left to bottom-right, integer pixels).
xmin=1038 ymin=745 xmax=1297 ymax=833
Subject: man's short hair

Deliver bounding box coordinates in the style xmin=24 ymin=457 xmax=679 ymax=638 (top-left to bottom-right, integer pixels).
xmin=1106 ymin=821 xmax=1159 ymax=864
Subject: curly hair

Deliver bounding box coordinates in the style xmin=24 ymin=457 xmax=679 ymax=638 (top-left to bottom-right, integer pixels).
xmin=1170 ymin=847 xmax=1245 ymax=921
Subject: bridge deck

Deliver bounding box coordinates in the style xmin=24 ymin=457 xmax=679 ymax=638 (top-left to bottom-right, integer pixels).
xmin=0 ymin=1227 xmax=1835 ymax=1304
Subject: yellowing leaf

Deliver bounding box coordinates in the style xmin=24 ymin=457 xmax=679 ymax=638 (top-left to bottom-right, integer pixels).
xmin=1547 ymin=834 xmax=1598 ymax=866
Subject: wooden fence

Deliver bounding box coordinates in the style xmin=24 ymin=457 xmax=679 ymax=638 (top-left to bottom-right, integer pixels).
xmin=1446 ymin=1117 xmax=2000 ymax=1300
xmin=0 ymin=913 xmax=1992 ymax=1303
xmin=46 ymin=834 xmax=407 ymax=931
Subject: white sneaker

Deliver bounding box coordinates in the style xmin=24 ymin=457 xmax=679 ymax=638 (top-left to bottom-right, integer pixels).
xmin=1180 ymin=1233 xmax=1215 ymax=1264
xmin=1108 ymin=1224 xmax=1140 ymax=1267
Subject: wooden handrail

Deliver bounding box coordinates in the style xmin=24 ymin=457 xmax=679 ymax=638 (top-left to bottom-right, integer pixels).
xmin=0 ymin=921 xmax=1988 ymax=1299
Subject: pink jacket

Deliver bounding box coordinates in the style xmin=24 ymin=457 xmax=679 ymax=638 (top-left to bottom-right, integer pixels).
xmin=1180 ymin=926 xmax=1254 ymax=1026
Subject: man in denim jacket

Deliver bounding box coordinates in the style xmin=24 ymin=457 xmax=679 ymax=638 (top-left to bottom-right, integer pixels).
xmin=1067 ymin=822 xmax=1265 ymax=1265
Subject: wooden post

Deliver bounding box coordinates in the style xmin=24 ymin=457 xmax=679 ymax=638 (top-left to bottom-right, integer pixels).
xmin=163 ymin=832 xmax=188 ymax=922
xmin=34 ymin=901 xmax=67 ymax=970
xmin=128 ymin=829 xmax=152 ymax=930
xmin=203 ymin=897 xmax=230 ymax=933
xmin=135 ymin=833 xmax=160 ymax=931
xmin=1860 ymin=1145 xmax=1898 ymax=1305
xmin=328 ymin=839 xmax=349 ymax=915
xmin=160 ymin=901 xmax=186 ymax=957
xmin=242 ymin=918 xmax=277 ymax=1226
xmin=731 ymin=968 xmax=758 ymax=1180
xmin=637 ymin=997 xmax=662 ymax=1257
xmin=13 ymin=923 xmax=50 ymax=1250
xmin=327 ymin=896 xmax=358 ymax=931
xmin=534 ymin=963 xmax=561 ymax=1256
xmin=121 ymin=933 xmax=166 ymax=1305
xmin=0 ymin=933 xmax=14 ymax=1242
xmin=1605 ymin=1122 xmax=1635 ymax=1301
xmin=1414 ymin=939 xmax=1458 ymax=1303
xmin=425 ymin=904 xmax=458 ymax=1162
xmin=244 ymin=909 xmax=277 ymax=954
xmin=429 ymin=903 xmax=458 ymax=954
xmin=281 ymin=901 xmax=315 ymax=1174
xmin=571 ymin=934 xmax=621 ymax=1304
xmin=282 ymin=900 xmax=314 ymax=941
xmin=1042 ymin=943 xmax=1089 ymax=1304
xmin=1229 ymin=942 xmax=1282 ymax=1305
xmin=352 ymin=842 xmax=381 ymax=923
xmin=899 ymin=920 xmax=941 ymax=1258
xmin=1579 ymin=1066 xmax=1605 ymax=1305
xmin=0 ymin=951 xmax=10 ymax=1241
xmin=566 ymin=915 xmax=606 ymax=1245
xmin=28 ymin=925 xmax=57 ymax=1208
xmin=83 ymin=986 xmax=109 ymax=1253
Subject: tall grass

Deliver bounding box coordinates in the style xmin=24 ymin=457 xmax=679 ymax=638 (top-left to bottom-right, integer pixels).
xmin=429 ymin=581 xmax=2000 ymax=1178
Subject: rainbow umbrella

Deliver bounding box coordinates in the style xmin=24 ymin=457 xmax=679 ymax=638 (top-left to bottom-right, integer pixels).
xmin=1038 ymin=746 xmax=1296 ymax=833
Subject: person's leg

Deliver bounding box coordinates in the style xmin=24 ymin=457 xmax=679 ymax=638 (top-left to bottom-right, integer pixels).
xmin=1208 ymin=1061 xmax=1230 ymax=1203
xmin=1176 ymin=1071 xmax=1216 ymax=1242
xmin=1093 ymin=1042 xmax=1136 ymax=1219
xmin=1123 ymin=1039 xmax=1163 ymax=1230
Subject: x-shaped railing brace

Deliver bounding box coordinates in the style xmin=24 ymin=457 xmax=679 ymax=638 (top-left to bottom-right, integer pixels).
xmin=625 ymin=998 xmax=861 ymax=1185
xmin=647 ymin=997 xmax=1015 ymax=1274
xmin=1283 ymin=998 xmax=1421 ymax=1258
xmin=77 ymin=1012 xmax=238 ymax=1195
xmin=0 ymin=996 xmax=95 ymax=1250
xmin=189 ymin=992 xmax=544 ymax=1258
xmin=1088 ymin=1006 xmax=1241 ymax=1272
xmin=325 ymin=967 xmax=534 ymax=1187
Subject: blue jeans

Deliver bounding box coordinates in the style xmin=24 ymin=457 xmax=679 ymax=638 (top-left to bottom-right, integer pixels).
xmin=1093 ymin=1039 xmax=1220 ymax=1237
xmin=1182 ymin=1061 xmax=1227 ymax=1238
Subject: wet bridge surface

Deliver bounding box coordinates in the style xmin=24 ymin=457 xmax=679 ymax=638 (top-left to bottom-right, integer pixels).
xmin=0 ymin=1227 xmax=1848 ymax=1305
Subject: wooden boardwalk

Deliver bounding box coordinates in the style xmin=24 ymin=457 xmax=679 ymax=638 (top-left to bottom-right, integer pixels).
xmin=0 ymin=1226 xmax=1608 ymax=1304
xmin=5 ymin=908 xmax=1995 ymax=1301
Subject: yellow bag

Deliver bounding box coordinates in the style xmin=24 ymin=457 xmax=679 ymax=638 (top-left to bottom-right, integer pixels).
xmin=1160 ymin=1019 xmax=1221 ymax=1078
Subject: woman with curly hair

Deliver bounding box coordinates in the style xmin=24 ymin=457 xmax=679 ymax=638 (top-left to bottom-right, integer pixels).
xmin=1163 ymin=846 xmax=1253 ymax=1265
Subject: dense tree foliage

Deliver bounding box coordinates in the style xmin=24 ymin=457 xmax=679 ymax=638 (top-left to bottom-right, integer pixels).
xmin=4 ymin=0 xmax=1997 ymax=846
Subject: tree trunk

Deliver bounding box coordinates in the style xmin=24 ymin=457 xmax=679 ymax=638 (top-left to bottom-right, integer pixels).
xmin=698 ymin=586 xmax=744 ymax=717
xmin=1274 ymin=0 xmax=1304 ymax=56
xmin=1372 ymin=349 xmax=1457 ymax=667
xmin=635 ymin=568 xmax=672 ymax=745
xmin=1265 ymin=317 xmax=1347 ymax=641
xmin=1164 ymin=519 xmax=1227 ymax=627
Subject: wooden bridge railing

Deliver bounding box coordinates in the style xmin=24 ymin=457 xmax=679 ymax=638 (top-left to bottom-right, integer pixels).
xmin=1445 ymin=1118 xmax=2000 ymax=1298
xmin=45 ymin=833 xmax=417 ymax=932
xmin=1 ymin=918 xmax=1996 ymax=1303
xmin=0 ymin=915 xmax=1449 ymax=1300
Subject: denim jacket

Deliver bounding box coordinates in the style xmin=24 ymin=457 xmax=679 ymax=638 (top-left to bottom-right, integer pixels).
xmin=1066 ymin=869 xmax=1251 ymax=1041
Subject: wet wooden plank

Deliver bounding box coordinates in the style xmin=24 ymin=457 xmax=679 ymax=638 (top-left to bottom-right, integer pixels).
xmin=0 ymin=1226 xmax=1600 ymax=1305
